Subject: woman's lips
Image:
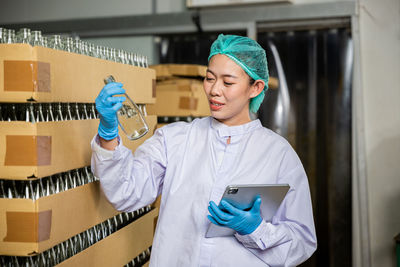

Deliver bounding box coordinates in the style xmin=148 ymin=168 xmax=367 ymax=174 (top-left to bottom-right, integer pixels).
xmin=210 ymin=100 xmax=224 ymax=111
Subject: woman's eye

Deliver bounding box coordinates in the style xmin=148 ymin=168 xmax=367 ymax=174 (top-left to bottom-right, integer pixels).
xmin=224 ymin=82 xmax=233 ymax=86
xmin=205 ymin=77 xmax=214 ymax=81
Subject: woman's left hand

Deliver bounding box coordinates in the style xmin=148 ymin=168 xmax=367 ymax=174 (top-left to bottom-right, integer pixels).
xmin=207 ymin=196 xmax=263 ymax=235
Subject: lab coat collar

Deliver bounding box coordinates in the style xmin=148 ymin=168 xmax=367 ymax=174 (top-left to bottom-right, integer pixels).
xmin=210 ymin=117 xmax=262 ymax=138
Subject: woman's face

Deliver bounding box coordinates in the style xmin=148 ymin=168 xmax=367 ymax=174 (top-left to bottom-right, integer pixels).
xmin=204 ymin=54 xmax=261 ymax=126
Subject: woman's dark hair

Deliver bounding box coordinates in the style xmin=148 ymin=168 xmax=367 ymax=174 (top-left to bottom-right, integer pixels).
xmin=249 ymin=77 xmax=255 ymax=85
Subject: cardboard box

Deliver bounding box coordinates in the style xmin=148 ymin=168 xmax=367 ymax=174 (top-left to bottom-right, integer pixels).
xmin=57 ymin=208 xmax=157 ymax=267
xmin=0 ymin=116 xmax=157 ymax=180
xmin=0 ymin=44 xmax=156 ymax=104
xmin=156 ymin=123 xmax=168 ymax=130
xmin=151 ymin=195 xmax=162 ymax=211
xmin=147 ymin=79 xmax=210 ymax=117
xmin=150 ymin=64 xmax=206 ymax=79
xmin=0 ymin=181 xmax=122 ymax=256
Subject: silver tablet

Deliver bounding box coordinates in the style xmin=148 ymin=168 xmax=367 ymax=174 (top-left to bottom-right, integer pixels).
xmin=205 ymin=184 xmax=290 ymax=238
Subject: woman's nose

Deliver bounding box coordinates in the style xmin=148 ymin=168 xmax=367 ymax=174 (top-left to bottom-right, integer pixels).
xmin=210 ymin=82 xmax=222 ymax=96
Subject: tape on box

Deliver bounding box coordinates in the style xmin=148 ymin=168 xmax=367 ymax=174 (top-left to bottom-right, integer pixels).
xmin=179 ymin=97 xmax=198 ymax=110
xmin=3 ymin=210 xmax=52 ymax=242
xmin=4 ymin=60 xmax=51 ymax=92
xmin=4 ymin=135 xmax=52 ymax=166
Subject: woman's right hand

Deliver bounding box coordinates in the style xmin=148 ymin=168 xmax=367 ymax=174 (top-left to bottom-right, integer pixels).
xmin=95 ymin=82 xmax=126 ymax=140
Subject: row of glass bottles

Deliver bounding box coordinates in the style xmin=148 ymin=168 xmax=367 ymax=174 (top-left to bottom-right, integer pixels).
xmin=0 ymin=27 xmax=149 ymax=67
xmin=125 ymin=247 xmax=152 ymax=267
xmin=0 ymin=208 xmax=153 ymax=267
xmin=0 ymin=102 xmax=147 ymax=122
xmin=0 ymin=166 xmax=96 ymax=200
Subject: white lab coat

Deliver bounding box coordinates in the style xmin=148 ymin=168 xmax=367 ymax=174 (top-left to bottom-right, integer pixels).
xmin=91 ymin=117 xmax=317 ymax=267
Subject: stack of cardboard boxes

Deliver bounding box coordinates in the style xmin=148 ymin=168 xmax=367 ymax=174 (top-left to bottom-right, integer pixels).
xmin=147 ymin=64 xmax=210 ymax=128
xmin=0 ymin=43 xmax=157 ymax=266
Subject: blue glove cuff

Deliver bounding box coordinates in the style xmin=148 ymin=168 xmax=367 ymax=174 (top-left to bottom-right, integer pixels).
xmin=98 ymin=123 xmax=119 ymax=140
xmin=236 ymin=217 xmax=262 ymax=235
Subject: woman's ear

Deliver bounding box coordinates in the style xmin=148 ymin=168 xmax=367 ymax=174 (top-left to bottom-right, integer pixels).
xmin=249 ymin=80 xmax=265 ymax=98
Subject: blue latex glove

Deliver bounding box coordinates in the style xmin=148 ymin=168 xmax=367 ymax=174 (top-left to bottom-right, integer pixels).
xmin=95 ymin=82 xmax=126 ymax=140
xmin=207 ymin=195 xmax=263 ymax=235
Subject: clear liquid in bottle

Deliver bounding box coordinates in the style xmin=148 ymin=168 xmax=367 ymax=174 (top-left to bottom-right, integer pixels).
xmin=103 ymin=75 xmax=149 ymax=140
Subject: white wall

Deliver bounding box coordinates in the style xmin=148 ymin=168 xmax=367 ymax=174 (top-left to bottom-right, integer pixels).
xmin=156 ymin=0 xmax=186 ymax=13
xmin=0 ymin=0 xmax=186 ymax=24
xmin=0 ymin=0 xmax=152 ymax=24
xmin=358 ymin=0 xmax=400 ymax=266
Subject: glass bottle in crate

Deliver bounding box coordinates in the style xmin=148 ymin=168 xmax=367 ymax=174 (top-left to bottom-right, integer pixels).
xmin=0 ymin=28 xmax=6 ymax=43
xmin=88 ymin=43 xmax=96 ymax=57
xmin=42 ymin=36 xmax=48 ymax=47
xmin=49 ymin=35 xmax=63 ymax=50
xmin=16 ymin=28 xmax=31 ymax=44
xmin=81 ymin=41 xmax=89 ymax=55
xmin=63 ymin=37 xmax=74 ymax=52
xmin=109 ymin=48 xmax=117 ymax=62
xmin=30 ymin=30 xmax=43 ymax=46
xmin=103 ymin=75 xmax=149 ymax=140
xmin=73 ymin=39 xmax=82 ymax=54
xmin=6 ymin=29 xmax=16 ymax=44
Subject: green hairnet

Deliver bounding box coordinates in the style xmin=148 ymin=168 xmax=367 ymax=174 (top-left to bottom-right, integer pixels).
xmin=208 ymin=34 xmax=269 ymax=113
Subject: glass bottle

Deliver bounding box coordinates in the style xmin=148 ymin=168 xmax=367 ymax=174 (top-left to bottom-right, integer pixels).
xmin=73 ymin=103 xmax=81 ymax=120
xmin=142 ymin=56 xmax=146 ymax=67
xmin=88 ymin=43 xmax=96 ymax=57
xmin=138 ymin=55 xmax=143 ymax=67
xmin=38 ymin=178 xmax=45 ymax=197
xmin=42 ymin=36 xmax=48 ymax=48
xmin=73 ymin=39 xmax=82 ymax=54
xmin=128 ymin=52 xmax=134 ymax=65
xmin=138 ymin=54 xmax=143 ymax=67
xmin=16 ymin=28 xmax=31 ymax=44
xmin=109 ymin=48 xmax=117 ymax=62
xmin=50 ymin=35 xmax=63 ymax=50
xmin=103 ymin=75 xmax=149 ymax=140
xmin=0 ymin=28 xmax=6 ymax=43
xmin=102 ymin=46 xmax=108 ymax=60
xmin=82 ymin=103 xmax=89 ymax=119
xmin=29 ymin=103 xmax=36 ymax=123
xmin=95 ymin=45 xmax=102 ymax=59
xmin=104 ymin=47 xmax=110 ymax=61
xmin=55 ymin=102 xmax=63 ymax=121
xmin=10 ymin=104 xmax=17 ymax=121
xmin=116 ymin=49 xmax=125 ymax=64
xmin=82 ymin=41 xmax=89 ymax=56
xmin=48 ymin=103 xmax=55 ymax=121
xmin=63 ymin=37 xmax=74 ymax=52
xmin=30 ymin=30 xmax=43 ymax=46
xmin=6 ymin=29 xmax=16 ymax=44
xmin=36 ymin=103 xmax=44 ymax=122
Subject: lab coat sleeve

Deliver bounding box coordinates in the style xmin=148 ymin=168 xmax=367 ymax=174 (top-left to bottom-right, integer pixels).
xmin=91 ymin=128 xmax=167 ymax=212
xmin=234 ymin=163 xmax=317 ymax=267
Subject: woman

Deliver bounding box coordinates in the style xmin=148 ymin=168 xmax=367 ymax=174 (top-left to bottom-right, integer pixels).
xmin=91 ymin=34 xmax=317 ymax=266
